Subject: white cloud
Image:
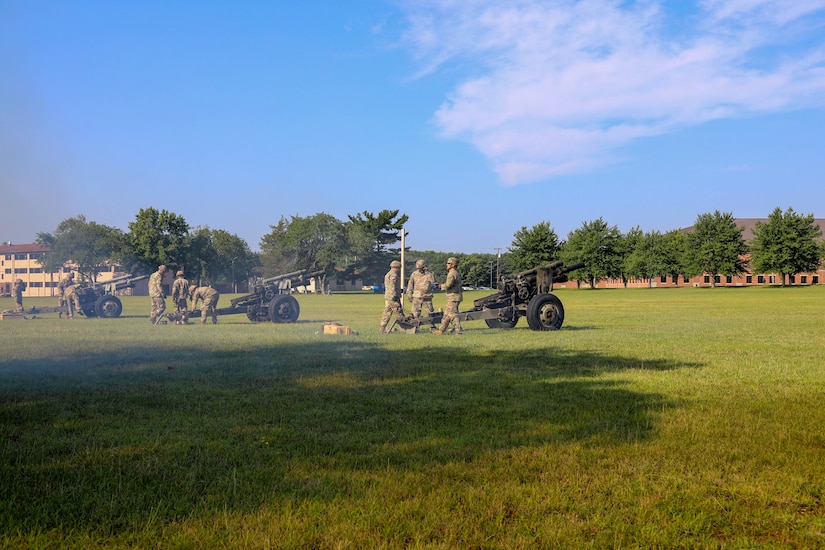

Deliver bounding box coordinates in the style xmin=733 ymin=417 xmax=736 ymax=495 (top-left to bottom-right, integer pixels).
xmin=400 ymin=0 xmax=825 ymax=184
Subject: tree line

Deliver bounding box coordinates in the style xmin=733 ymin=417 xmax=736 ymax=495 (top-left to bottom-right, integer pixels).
xmin=34 ymin=206 xmax=823 ymax=290
xmin=503 ymin=208 xmax=823 ymax=288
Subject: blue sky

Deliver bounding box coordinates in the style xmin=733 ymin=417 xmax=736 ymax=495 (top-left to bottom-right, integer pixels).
xmin=2 ymin=0 xmax=825 ymax=254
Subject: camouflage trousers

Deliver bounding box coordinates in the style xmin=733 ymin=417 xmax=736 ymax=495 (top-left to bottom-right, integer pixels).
xmin=174 ymin=299 xmax=189 ymax=323
xmin=150 ymin=297 xmax=166 ymax=323
xmin=410 ymin=297 xmax=434 ymax=318
xmin=380 ymin=299 xmax=403 ymax=329
xmin=64 ymin=291 xmax=81 ymax=318
xmin=439 ymin=300 xmax=463 ymax=334
xmin=198 ymin=294 xmax=219 ymax=324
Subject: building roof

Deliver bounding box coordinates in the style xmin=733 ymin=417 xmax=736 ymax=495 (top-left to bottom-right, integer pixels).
xmin=0 ymin=243 xmax=50 ymax=254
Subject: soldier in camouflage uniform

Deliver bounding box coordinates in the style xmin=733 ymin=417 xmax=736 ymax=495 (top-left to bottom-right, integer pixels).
xmin=63 ymin=278 xmax=82 ymax=319
xmin=56 ymin=273 xmax=74 ymax=319
xmin=432 ymin=257 xmax=463 ymax=335
xmin=149 ymin=265 xmax=167 ymax=324
xmin=171 ymin=270 xmax=190 ymax=324
xmin=12 ymin=279 xmax=25 ymax=312
xmin=379 ymin=260 xmax=404 ymax=333
xmin=189 ymin=285 xmax=220 ymax=324
xmin=406 ymin=259 xmax=435 ymax=319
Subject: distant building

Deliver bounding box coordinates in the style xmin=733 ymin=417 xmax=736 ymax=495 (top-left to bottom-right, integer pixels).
xmin=564 ymin=218 xmax=825 ymax=289
xmin=0 ymin=242 xmax=168 ymax=297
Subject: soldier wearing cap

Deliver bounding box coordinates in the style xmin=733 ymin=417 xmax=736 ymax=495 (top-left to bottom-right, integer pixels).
xmin=149 ymin=265 xmax=168 ymax=324
xmin=12 ymin=278 xmax=25 ymax=312
xmin=171 ymin=270 xmax=190 ymax=324
xmin=56 ymin=272 xmax=75 ymax=319
xmin=379 ymin=259 xmax=404 ymax=333
xmin=406 ymin=259 xmax=435 ymax=319
xmin=190 ymin=284 xmax=220 ymax=324
xmin=432 ymin=257 xmax=463 ymax=335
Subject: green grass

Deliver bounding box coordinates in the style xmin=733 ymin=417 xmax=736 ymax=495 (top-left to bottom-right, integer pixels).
xmin=2 ymin=287 xmax=825 ymax=548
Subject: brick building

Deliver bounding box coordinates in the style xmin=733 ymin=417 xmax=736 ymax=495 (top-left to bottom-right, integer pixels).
xmin=579 ymin=218 xmax=825 ymax=289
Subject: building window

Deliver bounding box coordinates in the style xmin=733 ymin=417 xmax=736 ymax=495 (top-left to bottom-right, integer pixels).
xmin=4 ymin=268 xmax=10 ymax=274
xmin=14 ymin=253 xmax=27 ymax=260
xmin=14 ymin=268 xmax=27 ymax=274
xmin=30 ymin=282 xmax=43 ymax=288
xmin=46 ymin=282 xmax=57 ymax=288
xmin=789 ymin=275 xmax=796 ymax=284
xmin=801 ymin=275 xmax=808 ymax=284
xmin=30 ymin=267 xmax=43 ymax=273
xmin=714 ymin=275 xmax=721 ymax=284
xmin=725 ymin=276 xmax=732 ymax=284
xmin=769 ymin=275 xmax=776 ymax=284
xmin=703 ymin=275 xmax=710 ymax=284
xmin=758 ymin=275 xmax=765 ymax=284
xmin=4 ymin=254 xmax=10 ymax=260
xmin=29 ymin=252 xmax=44 ymax=259
xmin=746 ymin=275 xmax=752 ymax=284
xmin=813 ymin=276 xmax=819 ymax=284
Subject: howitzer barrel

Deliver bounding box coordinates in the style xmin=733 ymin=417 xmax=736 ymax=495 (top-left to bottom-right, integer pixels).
xmin=93 ymin=273 xmax=150 ymax=293
xmin=511 ymin=260 xmax=563 ymax=280
xmin=263 ymin=269 xmax=323 ymax=284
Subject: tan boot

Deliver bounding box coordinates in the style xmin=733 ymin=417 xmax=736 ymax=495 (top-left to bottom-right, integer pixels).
xmin=430 ymin=328 xmax=444 ymax=335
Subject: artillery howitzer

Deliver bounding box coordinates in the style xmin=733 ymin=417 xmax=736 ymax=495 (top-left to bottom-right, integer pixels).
xmin=73 ymin=273 xmax=150 ymax=318
xmin=156 ymin=268 xmax=324 ymax=324
xmin=392 ymin=260 xmax=584 ymax=333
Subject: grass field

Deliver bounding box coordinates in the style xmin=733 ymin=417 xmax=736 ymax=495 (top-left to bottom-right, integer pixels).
xmin=2 ymin=287 xmax=825 ymax=548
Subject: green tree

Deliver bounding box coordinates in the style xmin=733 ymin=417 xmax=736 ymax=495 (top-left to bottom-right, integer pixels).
xmin=624 ymin=230 xmax=671 ymax=288
xmin=506 ymin=221 xmax=561 ymax=273
xmin=750 ymin=207 xmax=822 ymax=286
xmin=685 ymin=211 xmax=748 ymax=288
xmin=345 ymin=209 xmax=408 ymax=285
xmin=185 ymin=227 xmax=256 ymax=289
xmin=616 ymin=226 xmax=644 ymax=287
xmin=561 ymin=217 xmax=622 ymax=288
xmin=36 ymin=215 xmax=124 ymax=282
xmin=259 ymin=213 xmax=347 ymax=278
xmin=126 ymin=207 xmax=190 ymax=273
xmin=462 ymin=253 xmax=499 ymax=288
xmin=662 ymin=229 xmax=688 ymax=285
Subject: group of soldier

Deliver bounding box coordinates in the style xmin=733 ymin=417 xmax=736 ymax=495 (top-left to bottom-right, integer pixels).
xmin=149 ymin=265 xmax=220 ymax=325
xmin=41 ymin=265 xmax=219 ymax=324
xmin=11 ymin=260 xmax=463 ymax=331
xmin=380 ymin=257 xmax=463 ymax=335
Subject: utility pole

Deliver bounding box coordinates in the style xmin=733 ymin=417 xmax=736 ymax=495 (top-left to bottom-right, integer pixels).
xmin=494 ymin=247 xmax=502 ymax=284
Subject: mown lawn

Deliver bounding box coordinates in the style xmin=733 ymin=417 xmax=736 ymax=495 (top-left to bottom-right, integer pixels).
xmin=1 ymin=287 xmax=824 ymax=548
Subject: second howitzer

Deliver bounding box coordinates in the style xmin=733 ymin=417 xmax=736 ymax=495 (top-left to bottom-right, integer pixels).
xmin=158 ymin=269 xmax=325 ymax=324
xmin=228 ymin=269 xmax=324 ymax=323
xmin=71 ymin=273 xmax=151 ymax=318
xmin=392 ymin=260 xmax=584 ymax=333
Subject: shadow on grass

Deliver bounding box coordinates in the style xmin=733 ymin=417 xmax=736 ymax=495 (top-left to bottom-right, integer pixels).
xmin=0 ymin=339 xmax=701 ymax=535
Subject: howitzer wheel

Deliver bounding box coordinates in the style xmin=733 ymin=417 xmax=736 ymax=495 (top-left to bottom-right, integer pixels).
xmin=94 ymin=295 xmax=123 ymax=318
xmin=485 ymin=316 xmax=519 ymax=329
xmin=267 ymin=294 xmax=300 ymax=323
xmin=526 ymin=293 xmax=564 ymax=331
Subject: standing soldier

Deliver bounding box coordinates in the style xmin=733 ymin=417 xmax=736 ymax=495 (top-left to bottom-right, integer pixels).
xmin=12 ymin=278 xmax=25 ymax=312
xmin=379 ymin=260 xmax=404 ymax=333
xmin=149 ymin=265 xmax=167 ymax=324
xmin=63 ymin=277 xmax=82 ymax=319
xmin=189 ymin=285 xmax=220 ymax=324
xmin=406 ymin=259 xmax=435 ymax=319
xmin=432 ymin=257 xmax=463 ymax=335
xmin=56 ymin=272 xmax=74 ymax=319
xmin=171 ymin=270 xmax=190 ymax=324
